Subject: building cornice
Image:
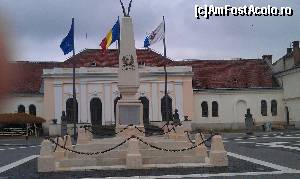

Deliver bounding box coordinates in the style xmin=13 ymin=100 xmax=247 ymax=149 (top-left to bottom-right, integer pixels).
xmin=193 ymin=87 xmax=283 ymax=94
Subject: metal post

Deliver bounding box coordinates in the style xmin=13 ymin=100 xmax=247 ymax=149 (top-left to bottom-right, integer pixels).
xmin=72 ymin=18 xmax=77 ymax=142
xmin=162 ymin=16 xmax=169 ymax=124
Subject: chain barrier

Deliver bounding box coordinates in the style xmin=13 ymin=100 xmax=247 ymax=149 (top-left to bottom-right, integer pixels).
xmin=46 ymin=130 xmax=216 ymax=155
xmin=184 ymin=131 xmax=195 ymax=145
xmin=160 ymin=123 xmax=177 ymax=134
xmin=53 ymin=137 xmax=59 ymax=152
xmin=135 ymin=133 xmax=215 ymax=152
xmin=46 ymin=135 xmax=134 ymax=156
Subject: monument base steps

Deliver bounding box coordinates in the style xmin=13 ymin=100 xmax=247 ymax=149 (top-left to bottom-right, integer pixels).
xmin=50 ymin=135 xmax=228 ymax=171
xmin=143 ymin=155 xmax=205 ymax=165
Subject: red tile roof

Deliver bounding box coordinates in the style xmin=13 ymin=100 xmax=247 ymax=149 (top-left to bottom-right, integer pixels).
xmin=9 ymin=62 xmax=60 ymax=94
xmin=10 ymin=49 xmax=278 ymax=94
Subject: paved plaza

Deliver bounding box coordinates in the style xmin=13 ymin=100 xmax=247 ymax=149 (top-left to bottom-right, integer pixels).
xmin=0 ymin=131 xmax=300 ymax=178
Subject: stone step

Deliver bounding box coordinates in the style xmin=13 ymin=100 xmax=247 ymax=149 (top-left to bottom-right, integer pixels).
xmin=142 ymin=155 xmax=205 ymax=165
xmin=140 ymin=148 xmax=197 ymax=157
xmin=96 ymin=157 xmax=126 ymax=166
xmin=59 ymin=159 xmax=97 ymax=168
xmin=59 ymin=157 xmax=126 ymax=168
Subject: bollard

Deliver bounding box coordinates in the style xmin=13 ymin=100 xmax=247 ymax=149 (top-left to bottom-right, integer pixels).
xmin=126 ymin=138 xmax=142 ymax=169
xmin=54 ymin=137 xmax=65 ymax=160
xmin=38 ymin=140 xmax=55 ymax=172
xmin=77 ymin=128 xmax=90 ymax=144
xmin=209 ymin=135 xmax=228 ymax=166
xmin=163 ymin=125 xmax=169 ymax=139
xmin=64 ymin=135 xmax=75 ymax=158
xmin=194 ymin=133 xmax=208 ymax=162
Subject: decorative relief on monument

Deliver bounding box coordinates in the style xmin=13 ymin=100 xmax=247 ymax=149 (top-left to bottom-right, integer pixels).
xmin=121 ymin=55 xmax=135 ymax=71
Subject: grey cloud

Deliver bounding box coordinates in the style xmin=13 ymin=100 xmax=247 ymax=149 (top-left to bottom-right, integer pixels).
xmin=0 ymin=0 xmax=299 ymax=62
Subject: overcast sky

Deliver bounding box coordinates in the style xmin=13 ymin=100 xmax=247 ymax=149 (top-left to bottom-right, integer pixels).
xmin=0 ymin=0 xmax=299 ymax=62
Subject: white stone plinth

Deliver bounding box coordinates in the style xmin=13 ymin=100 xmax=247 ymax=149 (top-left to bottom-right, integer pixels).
xmin=38 ymin=140 xmax=55 ymax=172
xmin=209 ymin=135 xmax=228 ymax=166
xmin=194 ymin=133 xmax=208 ymax=161
xmin=77 ymin=128 xmax=90 ymax=144
xmin=126 ymin=138 xmax=142 ymax=169
xmin=54 ymin=137 xmax=65 ymax=160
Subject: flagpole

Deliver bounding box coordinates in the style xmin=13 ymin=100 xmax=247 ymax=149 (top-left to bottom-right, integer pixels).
xmin=162 ymin=16 xmax=169 ymax=125
xmin=72 ymin=17 xmax=77 ymax=142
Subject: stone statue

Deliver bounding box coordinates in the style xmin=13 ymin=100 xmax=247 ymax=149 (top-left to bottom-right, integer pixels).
xmin=245 ymin=108 xmax=254 ymax=135
xmin=173 ymin=109 xmax=180 ymax=126
xmin=119 ymin=0 xmax=133 ymax=17
xmin=61 ymin=111 xmax=67 ymax=136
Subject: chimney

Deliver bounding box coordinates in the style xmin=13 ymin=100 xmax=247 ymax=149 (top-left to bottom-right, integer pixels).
xmin=293 ymin=41 xmax=300 ymax=65
xmin=293 ymin=41 xmax=299 ymax=50
xmin=287 ymin=48 xmax=292 ymax=54
xmin=262 ymin=55 xmax=272 ymax=64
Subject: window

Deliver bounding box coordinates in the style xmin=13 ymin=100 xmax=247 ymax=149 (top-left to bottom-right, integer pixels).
xmin=90 ymin=98 xmax=102 ymax=126
xmin=18 ymin=105 xmax=25 ymax=113
xmin=212 ymin=101 xmax=218 ymax=117
xmin=271 ymin=100 xmax=277 ymax=116
xmin=261 ymin=100 xmax=267 ymax=116
xmin=161 ymin=95 xmax=172 ymax=121
xmin=201 ymin=101 xmax=208 ymax=117
xmin=66 ymin=98 xmax=78 ymax=124
xmin=29 ymin=104 xmax=36 ymax=116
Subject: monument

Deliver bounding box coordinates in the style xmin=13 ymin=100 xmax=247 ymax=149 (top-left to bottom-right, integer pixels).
xmin=37 ymin=1 xmax=229 ymax=172
xmin=116 ymin=0 xmax=144 ymax=132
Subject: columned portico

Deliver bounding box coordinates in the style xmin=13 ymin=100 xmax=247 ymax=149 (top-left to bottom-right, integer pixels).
xmin=43 ymin=66 xmax=193 ymax=126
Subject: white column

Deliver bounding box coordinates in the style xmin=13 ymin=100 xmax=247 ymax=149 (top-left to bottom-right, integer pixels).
xmin=174 ymin=82 xmax=184 ymax=121
xmin=80 ymin=82 xmax=88 ymax=123
xmin=104 ymin=83 xmax=112 ymax=125
xmin=151 ymin=83 xmax=159 ymax=121
xmin=54 ymin=82 xmax=62 ymax=124
xmin=112 ymin=83 xmax=119 ymax=125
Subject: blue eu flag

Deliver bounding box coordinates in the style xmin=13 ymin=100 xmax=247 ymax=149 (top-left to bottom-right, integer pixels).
xmin=60 ymin=18 xmax=74 ymax=55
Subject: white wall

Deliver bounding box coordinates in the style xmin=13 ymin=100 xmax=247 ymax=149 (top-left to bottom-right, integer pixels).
xmin=0 ymin=95 xmax=44 ymax=117
xmin=277 ymin=69 xmax=300 ymax=126
xmin=193 ymin=89 xmax=284 ymax=129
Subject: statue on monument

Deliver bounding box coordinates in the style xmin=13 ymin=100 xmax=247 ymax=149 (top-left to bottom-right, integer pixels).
xmin=119 ymin=0 xmax=133 ymax=17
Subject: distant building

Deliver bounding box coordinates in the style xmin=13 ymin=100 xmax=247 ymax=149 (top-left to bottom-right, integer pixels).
xmin=0 ymin=45 xmax=298 ymax=131
xmin=273 ymin=41 xmax=300 ymax=128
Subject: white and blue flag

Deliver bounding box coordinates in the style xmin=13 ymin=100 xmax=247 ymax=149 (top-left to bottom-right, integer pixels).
xmin=144 ymin=21 xmax=165 ymax=48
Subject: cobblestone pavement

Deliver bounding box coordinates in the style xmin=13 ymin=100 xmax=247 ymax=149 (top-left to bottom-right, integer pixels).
xmin=0 ymin=131 xmax=300 ymax=178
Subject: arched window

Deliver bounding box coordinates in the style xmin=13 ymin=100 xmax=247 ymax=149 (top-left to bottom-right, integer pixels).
xmin=90 ymin=98 xmax=102 ymax=126
xmin=201 ymin=101 xmax=208 ymax=117
xmin=18 ymin=105 xmax=25 ymax=113
xmin=271 ymin=100 xmax=277 ymax=116
xmin=161 ymin=95 xmax=172 ymax=122
xmin=212 ymin=101 xmax=218 ymax=117
xmin=139 ymin=97 xmax=149 ymax=125
xmin=29 ymin=104 xmax=36 ymax=116
xmin=114 ymin=95 xmax=122 ymax=124
xmin=66 ymin=98 xmax=78 ymax=124
xmin=261 ymin=100 xmax=267 ymax=116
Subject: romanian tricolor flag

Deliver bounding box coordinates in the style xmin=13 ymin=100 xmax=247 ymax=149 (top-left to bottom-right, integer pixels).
xmin=100 ymin=19 xmax=120 ymax=52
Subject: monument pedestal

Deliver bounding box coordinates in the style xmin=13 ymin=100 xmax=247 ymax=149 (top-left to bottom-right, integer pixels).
xmin=116 ymin=16 xmax=144 ymax=132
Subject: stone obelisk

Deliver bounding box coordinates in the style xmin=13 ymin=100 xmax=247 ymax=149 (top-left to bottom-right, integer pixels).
xmin=116 ymin=16 xmax=144 ymax=132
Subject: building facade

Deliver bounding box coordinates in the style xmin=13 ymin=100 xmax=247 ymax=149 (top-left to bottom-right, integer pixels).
xmin=1 ymin=46 xmax=299 ymax=131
